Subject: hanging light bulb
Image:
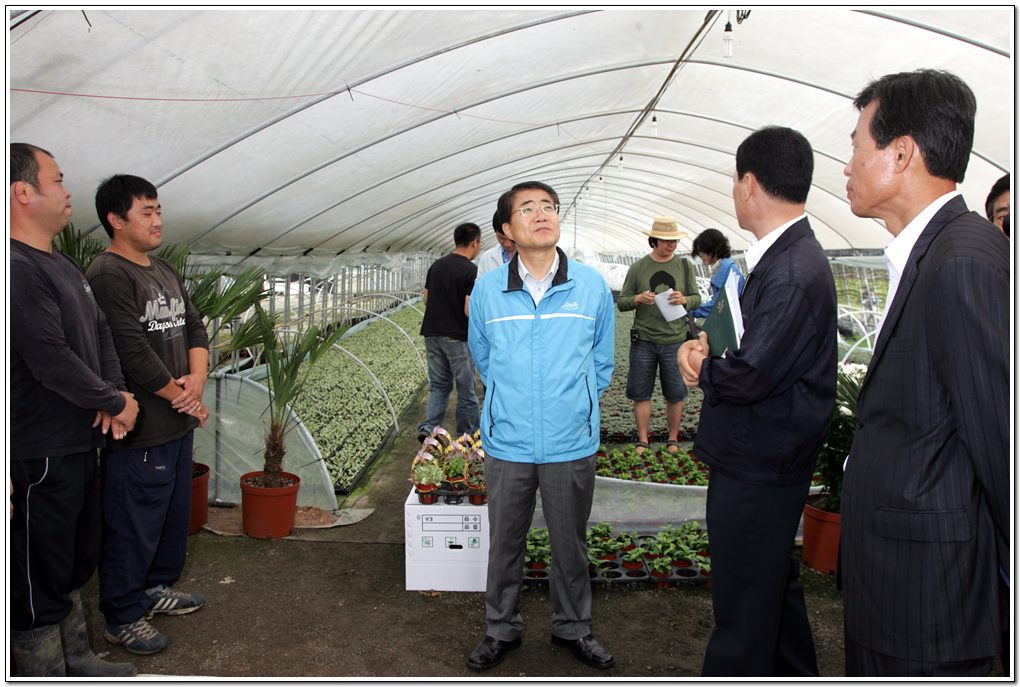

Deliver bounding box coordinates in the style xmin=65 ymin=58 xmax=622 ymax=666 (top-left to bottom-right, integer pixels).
xmin=617 ymin=156 xmax=624 ymax=171
xmin=651 ymin=115 xmax=658 ymax=136
xmin=723 ymin=11 xmax=734 ymax=58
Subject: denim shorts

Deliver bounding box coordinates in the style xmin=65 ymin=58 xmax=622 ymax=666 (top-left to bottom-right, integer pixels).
xmin=625 ymin=338 xmax=689 ymax=404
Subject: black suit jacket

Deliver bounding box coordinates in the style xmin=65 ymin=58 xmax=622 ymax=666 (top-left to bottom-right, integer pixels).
xmin=695 ymin=218 xmax=837 ymax=486
xmin=842 ymin=195 xmax=1010 ymax=663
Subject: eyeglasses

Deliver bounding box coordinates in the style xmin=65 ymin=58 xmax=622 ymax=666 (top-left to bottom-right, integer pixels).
xmin=515 ymin=204 xmax=559 ymax=218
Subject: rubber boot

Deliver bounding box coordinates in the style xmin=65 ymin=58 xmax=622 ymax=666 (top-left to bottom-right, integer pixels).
xmin=11 ymin=624 xmax=65 ymax=677
xmin=59 ymin=589 xmax=137 ymax=677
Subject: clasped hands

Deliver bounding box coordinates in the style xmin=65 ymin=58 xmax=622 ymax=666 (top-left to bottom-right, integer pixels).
xmin=171 ymin=373 xmax=210 ymax=427
xmin=677 ymin=331 xmax=710 ymax=387
xmin=93 ymin=390 xmax=140 ymax=441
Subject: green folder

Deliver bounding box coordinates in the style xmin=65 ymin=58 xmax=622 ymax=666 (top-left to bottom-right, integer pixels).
xmin=701 ymin=279 xmax=743 ymax=357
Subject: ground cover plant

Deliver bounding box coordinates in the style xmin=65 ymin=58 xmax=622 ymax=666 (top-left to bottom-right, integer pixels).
xmin=292 ymin=305 xmax=427 ymax=490
xmin=600 ymin=309 xmax=703 ymax=442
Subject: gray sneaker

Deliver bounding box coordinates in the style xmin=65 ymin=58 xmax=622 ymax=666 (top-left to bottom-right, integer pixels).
xmin=145 ymin=584 xmax=206 ymax=616
xmin=104 ymin=619 xmax=169 ymax=655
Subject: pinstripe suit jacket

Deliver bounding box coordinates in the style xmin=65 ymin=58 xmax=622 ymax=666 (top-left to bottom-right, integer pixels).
xmin=842 ymin=195 xmax=1010 ymax=663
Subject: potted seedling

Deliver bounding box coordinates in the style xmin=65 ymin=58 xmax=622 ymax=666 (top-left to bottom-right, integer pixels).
xmin=411 ymin=451 xmax=444 ymax=504
xmin=466 ymin=446 xmax=486 ymax=505
xmin=622 ymin=546 xmax=648 ymax=570
xmin=442 ymin=443 xmax=469 ymax=490
xmin=525 ymin=528 xmax=551 ymax=577
xmin=647 ymin=554 xmax=675 ymax=588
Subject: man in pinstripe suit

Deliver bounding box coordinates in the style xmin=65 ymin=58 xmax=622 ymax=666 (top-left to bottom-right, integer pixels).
xmin=841 ymin=69 xmax=1009 ymax=677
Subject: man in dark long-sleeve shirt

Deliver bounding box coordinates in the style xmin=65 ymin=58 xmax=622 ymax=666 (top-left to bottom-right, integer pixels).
xmin=87 ymin=174 xmax=210 ymax=656
xmin=9 ymin=143 xmax=139 ymax=677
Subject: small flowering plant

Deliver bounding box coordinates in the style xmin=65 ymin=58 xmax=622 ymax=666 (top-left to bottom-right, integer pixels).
xmin=466 ymin=446 xmax=486 ymax=491
xmin=815 ymin=362 xmax=867 ymax=513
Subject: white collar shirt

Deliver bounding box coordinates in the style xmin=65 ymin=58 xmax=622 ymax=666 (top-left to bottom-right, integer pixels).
xmin=744 ymin=214 xmax=806 ymax=274
xmin=875 ymin=190 xmax=959 ymax=340
xmin=518 ymin=251 xmax=559 ymax=306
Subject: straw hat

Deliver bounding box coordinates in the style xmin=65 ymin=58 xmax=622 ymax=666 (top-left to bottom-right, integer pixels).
xmin=642 ymin=216 xmax=687 ymax=241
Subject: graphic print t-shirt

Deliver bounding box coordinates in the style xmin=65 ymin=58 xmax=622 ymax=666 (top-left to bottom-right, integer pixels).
xmin=87 ymin=252 xmax=209 ymax=449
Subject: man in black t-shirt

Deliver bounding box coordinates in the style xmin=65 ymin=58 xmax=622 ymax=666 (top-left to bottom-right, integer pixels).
xmin=417 ymin=222 xmax=482 ymax=441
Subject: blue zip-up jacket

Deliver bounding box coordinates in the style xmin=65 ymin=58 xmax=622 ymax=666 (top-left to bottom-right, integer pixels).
xmin=468 ymin=248 xmax=615 ymax=464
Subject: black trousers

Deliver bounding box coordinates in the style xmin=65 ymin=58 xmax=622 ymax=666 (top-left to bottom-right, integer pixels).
xmin=10 ymin=452 xmax=101 ymax=630
xmin=702 ymin=468 xmax=818 ymax=677
xmin=845 ymin=635 xmax=994 ymax=677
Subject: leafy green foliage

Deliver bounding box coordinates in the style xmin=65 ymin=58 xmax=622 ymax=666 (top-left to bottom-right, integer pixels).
xmin=156 ymin=243 xmax=267 ymax=346
xmin=412 ymin=459 xmax=444 ymax=488
xmin=525 ymin=528 xmax=551 ymax=566
xmin=814 ymin=362 xmax=867 ymax=513
xmin=52 ymin=223 xmax=104 ymax=272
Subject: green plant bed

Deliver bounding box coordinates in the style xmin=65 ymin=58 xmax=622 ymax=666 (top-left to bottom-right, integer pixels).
xmin=596 ymin=444 xmax=709 ymax=486
xmin=599 ymin=310 xmax=703 ymax=442
xmin=291 ymin=305 xmax=427 ymax=490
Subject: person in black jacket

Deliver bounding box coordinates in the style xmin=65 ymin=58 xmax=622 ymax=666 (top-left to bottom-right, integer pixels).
xmin=678 ymin=126 xmax=837 ymax=676
xmin=10 ymin=143 xmax=139 ymax=677
xmin=841 ymin=70 xmax=1008 ymax=678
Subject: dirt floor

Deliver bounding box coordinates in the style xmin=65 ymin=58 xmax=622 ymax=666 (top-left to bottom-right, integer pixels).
xmin=73 ymin=384 xmax=887 ymax=678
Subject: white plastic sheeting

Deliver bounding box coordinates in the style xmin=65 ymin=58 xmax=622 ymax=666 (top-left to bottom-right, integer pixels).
xmin=9 ymin=8 xmax=1012 ymax=270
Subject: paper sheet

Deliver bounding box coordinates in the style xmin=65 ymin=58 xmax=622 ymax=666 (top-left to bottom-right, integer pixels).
xmin=653 ymin=289 xmax=688 ymax=322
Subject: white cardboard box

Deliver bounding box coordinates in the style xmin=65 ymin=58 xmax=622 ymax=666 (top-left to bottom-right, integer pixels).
xmin=404 ymin=488 xmax=489 ymax=592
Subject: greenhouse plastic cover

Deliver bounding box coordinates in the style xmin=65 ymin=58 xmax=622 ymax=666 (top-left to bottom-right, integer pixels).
xmin=195 ymin=374 xmax=339 ymax=512
xmin=8 ymin=8 xmax=1013 ymax=273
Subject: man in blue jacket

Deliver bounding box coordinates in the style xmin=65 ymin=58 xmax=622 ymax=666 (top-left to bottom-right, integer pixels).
xmin=466 ymin=181 xmax=615 ymax=671
xmin=678 ymin=127 xmax=837 ymax=676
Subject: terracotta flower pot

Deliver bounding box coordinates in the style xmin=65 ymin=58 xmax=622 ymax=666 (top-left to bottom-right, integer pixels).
xmin=239 ymin=471 xmax=301 ymax=540
xmin=188 ymin=462 xmax=211 ymax=535
xmin=802 ymin=496 xmax=841 ymax=575
xmin=525 ymin=561 xmax=548 ymax=578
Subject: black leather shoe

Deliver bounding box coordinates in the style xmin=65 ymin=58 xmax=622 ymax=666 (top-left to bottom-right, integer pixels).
xmin=467 ymin=635 xmax=522 ymax=670
xmin=551 ymin=633 xmax=615 ymax=669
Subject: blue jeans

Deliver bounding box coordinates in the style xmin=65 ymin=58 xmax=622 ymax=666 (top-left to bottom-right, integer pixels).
xmin=98 ymin=432 xmax=194 ymax=625
xmin=419 ymin=336 xmax=480 ymax=437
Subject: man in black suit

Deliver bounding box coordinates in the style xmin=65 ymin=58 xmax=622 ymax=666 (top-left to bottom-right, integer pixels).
xmin=841 ymin=69 xmax=1009 ymax=677
xmin=678 ymin=126 xmax=837 ymax=676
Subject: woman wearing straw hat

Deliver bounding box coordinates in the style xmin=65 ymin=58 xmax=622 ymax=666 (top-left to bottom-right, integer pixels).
xmin=616 ymin=216 xmax=701 ymax=455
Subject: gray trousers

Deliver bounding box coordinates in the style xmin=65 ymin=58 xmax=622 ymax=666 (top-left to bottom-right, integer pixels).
xmin=484 ymin=454 xmax=596 ymax=641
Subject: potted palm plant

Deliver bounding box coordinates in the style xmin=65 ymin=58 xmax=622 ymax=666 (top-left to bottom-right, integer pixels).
xmin=229 ymin=303 xmax=345 ymax=538
xmin=803 ymin=362 xmax=866 ymax=574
